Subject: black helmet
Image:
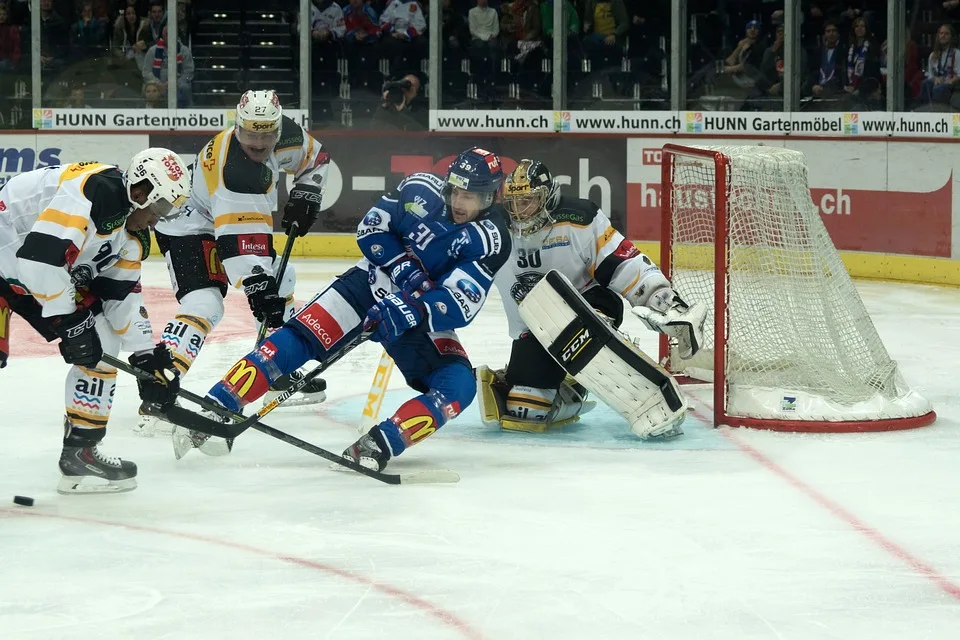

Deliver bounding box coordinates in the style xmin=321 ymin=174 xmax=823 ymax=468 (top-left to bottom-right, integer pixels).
xmin=502 ymin=159 xmax=560 ymax=236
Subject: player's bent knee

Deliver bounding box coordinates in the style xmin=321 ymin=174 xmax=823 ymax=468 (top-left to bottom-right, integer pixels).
xmin=178 ymin=288 xmax=225 ymax=328
xmin=427 ymin=363 xmax=476 ymax=418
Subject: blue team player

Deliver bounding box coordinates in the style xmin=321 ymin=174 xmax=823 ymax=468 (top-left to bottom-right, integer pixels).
xmin=174 ymin=147 xmax=511 ymax=470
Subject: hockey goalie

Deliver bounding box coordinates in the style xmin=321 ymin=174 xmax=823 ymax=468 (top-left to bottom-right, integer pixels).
xmin=476 ymin=159 xmax=706 ymax=440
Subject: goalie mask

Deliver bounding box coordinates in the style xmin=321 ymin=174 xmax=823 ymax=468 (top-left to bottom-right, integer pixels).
xmin=503 ymin=159 xmax=560 ymax=237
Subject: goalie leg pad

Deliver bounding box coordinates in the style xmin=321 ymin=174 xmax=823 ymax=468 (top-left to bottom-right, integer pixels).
xmin=518 ymin=270 xmax=687 ymax=441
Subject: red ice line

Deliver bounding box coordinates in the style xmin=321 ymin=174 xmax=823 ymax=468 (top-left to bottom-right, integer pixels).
xmin=2 ymin=509 xmax=483 ymax=639
xmin=688 ymin=401 xmax=960 ymax=602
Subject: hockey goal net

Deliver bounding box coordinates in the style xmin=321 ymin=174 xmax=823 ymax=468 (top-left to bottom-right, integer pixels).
xmin=659 ymin=144 xmax=935 ymax=432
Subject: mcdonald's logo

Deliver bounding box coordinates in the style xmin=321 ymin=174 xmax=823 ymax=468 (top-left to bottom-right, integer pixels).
xmin=224 ymin=359 xmax=259 ymax=398
xmin=0 ymin=304 xmax=9 ymax=339
xmin=398 ymin=415 xmax=435 ymax=443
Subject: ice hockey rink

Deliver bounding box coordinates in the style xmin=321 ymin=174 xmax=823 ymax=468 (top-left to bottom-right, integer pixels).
xmin=2 ymin=257 xmax=959 ymax=640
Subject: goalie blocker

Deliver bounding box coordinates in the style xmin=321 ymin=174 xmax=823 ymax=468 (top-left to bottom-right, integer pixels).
xmin=518 ymin=270 xmax=687 ymax=440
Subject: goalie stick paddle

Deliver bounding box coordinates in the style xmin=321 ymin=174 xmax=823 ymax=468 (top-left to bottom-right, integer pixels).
xmin=254 ymin=222 xmax=298 ymax=347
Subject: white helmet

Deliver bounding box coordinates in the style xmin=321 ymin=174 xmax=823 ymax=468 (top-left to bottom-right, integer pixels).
xmin=125 ymin=148 xmax=191 ymax=219
xmin=236 ymin=89 xmax=282 ymax=137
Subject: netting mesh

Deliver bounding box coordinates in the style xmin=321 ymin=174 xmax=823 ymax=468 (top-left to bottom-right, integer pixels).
xmin=666 ymin=145 xmax=921 ymax=419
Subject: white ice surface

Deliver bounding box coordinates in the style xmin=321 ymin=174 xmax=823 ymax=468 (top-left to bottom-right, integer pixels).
xmin=2 ymin=258 xmax=959 ymax=640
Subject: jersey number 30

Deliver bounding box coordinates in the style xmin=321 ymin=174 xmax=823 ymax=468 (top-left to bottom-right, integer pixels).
xmin=516 ymin=248 xmax=542 ymax=269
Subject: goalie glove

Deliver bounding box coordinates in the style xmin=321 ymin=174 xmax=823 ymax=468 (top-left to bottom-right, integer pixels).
xmin=632 ymin=289 xmax=707 ymax=360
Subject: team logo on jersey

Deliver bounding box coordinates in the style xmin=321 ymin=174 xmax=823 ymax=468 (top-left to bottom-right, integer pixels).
xmin=510 ymin=272 xmax=544 ymax=304
xmin=447 ymin=230 xmax=470 ymax=259
xmin=456 ymin=279 xmax=482 ymax=304
xmin=433 ymin=301 xmax=447 ymax=315
xmin=70 ymin=265 xmax=94 ymax=288
xmin=613 ymin=239 xmax=640 ymax=259
xmin=371 ymin=244 xmax=384 ymax=258
xmin=362 ymin=211 xmax=382 ymax=227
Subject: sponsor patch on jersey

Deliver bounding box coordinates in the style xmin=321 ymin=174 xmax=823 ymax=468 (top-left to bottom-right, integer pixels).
xmin=256 ymin=340 xmax=277 ymax=360
xmin=432 ymin=337 xmax=468 ymax=359
xmin=238 ymin=234 xmax=270 ymax=256
xmin=371 ymin=244 xmax=384 ymax=259
xmin=542 ymin=234 xmax=570 ymax=250
xmin=478 ymin=219 xmax=502 ymax=254
xmin=362 ymin=211 xmax=382 ymax=227
xmin=613 ymin=239 xmax=640 ymax=259
xmin=456 ymin=278 xmax=482 ymax=304
xmin=296 ymin=301 xmax=345 ymax=348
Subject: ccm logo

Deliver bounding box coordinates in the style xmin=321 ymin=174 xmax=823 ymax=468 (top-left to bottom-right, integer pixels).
xmin=642 ymin=149 xmax=662 ymax=165
xmin=296 ymin=302 xmax=344 ymax=348
xmin=560 ymin=328 xmax=591 ymax=363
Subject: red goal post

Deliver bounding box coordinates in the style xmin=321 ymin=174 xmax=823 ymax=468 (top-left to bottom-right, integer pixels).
xmin=658 ymin=143 xmax=935 ymax=432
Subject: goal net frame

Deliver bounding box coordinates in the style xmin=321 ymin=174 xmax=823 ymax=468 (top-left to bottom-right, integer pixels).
xmin=658 ymin=143 xmax=935 ymax=433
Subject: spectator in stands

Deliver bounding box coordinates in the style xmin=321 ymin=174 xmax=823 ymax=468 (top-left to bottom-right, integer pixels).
xmin=311 ymin=0 xmax=346 ymax=43
xmin=60 ymin=83 xmax=92 ymax=108
xmin=145 ymin=0 xmax=165 ymax=49
xmin=344 ymin=0 xmax=380 ymax=47
xmin=378 ymin=0 xmax=427 ymax=76
xmin=141 ymin=24 xmax=194 ymax=106
xmin=806 ymin=21 xmax=846 ymax=108
xmin=373 ymin=69 xmax=428 ymax=130
xmin=92 ymin=0 xmax=112 ymax=30
xmin=919 ymin=24 xmax=960 ymax=108
xmin=142 ymin=78 xmax=163 ymax=107
xmin=511 ymin=0 xmax=545 ymax=79
xmin=469 ymin=0 xmax=500 ymax=100
xmin=0 ymin=3 xmax=22 ymax=71
xmin=442 ymin=0 xmax=468 ymax=50
xmin=882 ymin=34 xmax=923 ymax=108
xmin=176 ymin=0 xmax=189 ymax=41
xmin=721 ymin=19 xmax=765 ymax=90
xmin=842 ymin=16 xmax=880 ymax=108
xmin=747 ymin=23 xmax=807 ymax=110
xmin=581 ymin=0 xmax=627 ymax=70
xmin=71 ymin=2 xmax=108 ymax=60
xmin=40 ymin=0 xmax=70 ymax=71
xmin=113 ymin=4 xmax=149 ymax=69
xmin=541 ymin=0 xmax=578 ymax=43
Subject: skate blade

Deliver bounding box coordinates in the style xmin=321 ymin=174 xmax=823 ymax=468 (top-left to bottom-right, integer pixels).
xmin=198 ymin=438 xmax=233 ymax=457
xmin=57 ymin=475 xmax=137 ymax=494
xmin=328 ymin=461 xmax=461 ymax=484
xmin=133 ymin=414 xmax=174 ymax=437
xmin=261 ymin=390 xmax=327 ymax=408
xmin=171 ymin=426 xmax=196 ymax=460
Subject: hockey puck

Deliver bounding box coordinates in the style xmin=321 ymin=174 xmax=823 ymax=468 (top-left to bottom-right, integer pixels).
xmin=13 ymin=496 xmax=34 ymax=507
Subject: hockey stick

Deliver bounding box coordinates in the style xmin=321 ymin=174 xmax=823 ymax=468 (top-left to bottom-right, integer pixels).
xmin=254 ymin=222 xmax=298 ymax=347
xmin=357 ymin=349 xmax=394 ymax=433
xmin=104 ymin=351 xmax=458 ymax=484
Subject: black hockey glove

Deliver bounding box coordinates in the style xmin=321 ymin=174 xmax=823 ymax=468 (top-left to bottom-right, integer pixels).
xmin=51 ymin=308 xmax=102 ymax=368
xmin=129 ymin=344 xmax=180 ymax=408
xmin=282 ymin=183 xmax=323 ymax=237
xmin=242 ymin=273 xmax=286 ymax=328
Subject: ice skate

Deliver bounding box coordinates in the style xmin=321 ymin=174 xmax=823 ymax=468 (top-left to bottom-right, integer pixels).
xmin=171 ymin=408 xmax=234 ymax=460
xmin=58 ymin=425 xmax=137 ymax=494
xmin=133 ymin=400 xmax=175 ymax=437
xmin=341 ymin=428 xmax=390 ymax=472
xmin=262 ymin=369 xmax=327 ymax=408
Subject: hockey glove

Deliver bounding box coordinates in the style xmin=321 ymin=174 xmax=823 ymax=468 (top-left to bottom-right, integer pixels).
xmin=129 ymin=343 xmax=180 ymax=408
xmin=242 ymin=273 xmax=286 ymax=329
xmin=51 ymin=308 xmax=103 ymax=367
xmin=388 ymin=258 xmax=434 ymax=295
xmin=364 ymin=290 xmax=426 ymax=344
xmin=633 ymin=290 xmax=707 ymax=360
xmin=282 ymin=183 xmax=323 ymax=237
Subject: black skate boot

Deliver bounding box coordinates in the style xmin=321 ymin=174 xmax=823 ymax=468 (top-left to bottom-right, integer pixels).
xmin=342 ymin=427 xmax=391 ymax=471
xmin=58 ymin=419 xmax=137 ymax=494
xmin=171 ymin=408 xmax=234 ymax=460
xmin=263 ymin=369 xmax=327 ymax=408
xmin=133 ymin=399 xmax=176 ymax=437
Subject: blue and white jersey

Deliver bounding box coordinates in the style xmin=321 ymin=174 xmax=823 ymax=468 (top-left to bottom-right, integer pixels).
xmin=355 ymin=171 xmax=511 ymax=332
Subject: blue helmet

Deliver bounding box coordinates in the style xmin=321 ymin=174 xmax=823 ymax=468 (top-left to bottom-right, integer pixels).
xmin=443 ymin=147 xmax=504 ymax=216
